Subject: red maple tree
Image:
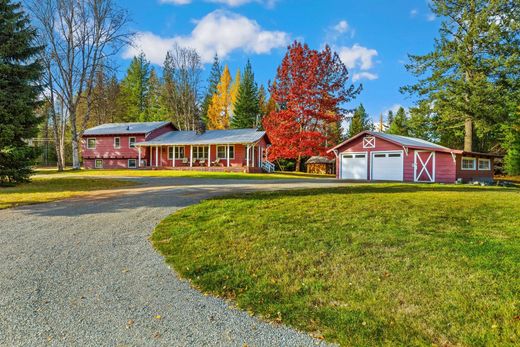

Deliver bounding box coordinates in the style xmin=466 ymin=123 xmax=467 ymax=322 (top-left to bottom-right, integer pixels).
xmin=263 ymin=41 xmax=360 ymax=171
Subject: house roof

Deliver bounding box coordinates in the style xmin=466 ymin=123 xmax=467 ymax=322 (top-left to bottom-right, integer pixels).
xmin=328 ymin=131 xmax=452 ymax=153
xmin=138 ymin=129 xmax=269 ymax=146
xmin=306 ymin=156 xmax=335 ymax=164
xmin=83 ymin=121 xmax=171 ymax=136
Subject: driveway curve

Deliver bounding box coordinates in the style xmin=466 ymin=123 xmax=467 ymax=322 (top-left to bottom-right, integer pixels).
xmin=0 ymin=177 xmax=344 ymax=346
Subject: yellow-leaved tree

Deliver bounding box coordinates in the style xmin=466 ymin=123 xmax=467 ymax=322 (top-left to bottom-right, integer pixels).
xmin=207 ymin=65 xmax=232 ymax=129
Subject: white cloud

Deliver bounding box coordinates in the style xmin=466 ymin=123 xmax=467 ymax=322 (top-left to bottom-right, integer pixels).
xmin=123 ymin=10 xmax=289 ymax=64
xmin=333 ymin=20 xmax=349 ymax=34
xmin=383 ymin=104 xmax=403 ymax=115
xmin=410 ymin=9 xmax=418 ymax=17
xmin=337 ymin=44 xmax=378 ymax=70
xmin=353 ymin=71 xmax=378 ymax=82
xmin=426 ymin=13 xmax=436 ymax=21
xmin=160 ymin=0 xmax=192 ymax=4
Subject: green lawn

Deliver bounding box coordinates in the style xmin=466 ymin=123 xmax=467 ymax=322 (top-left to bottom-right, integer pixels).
xmin=0 ymin=177 xmax=136 ymax=209
xmin=152 ymin=184 xmax=520 ymax=346
xmin=33 ymin=168 xmax=333 ymax=180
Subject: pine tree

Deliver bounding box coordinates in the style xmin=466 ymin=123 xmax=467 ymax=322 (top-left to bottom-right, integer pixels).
xmin=120 ymin=52 xmax=150 ymax=122
xmin=201 ymin=54 xmax=222 ymax=125
xmin=258 ymin=84 xmax=268 ymax=116
xmin=348 ymin=104 xmax=372 ymax=138
xmin=232 ymin=60 xmax=260 ymax=129
xmin=0 ymin=0 xmax=43 ymax=184
xmin=146 ymin=67 xmax=165 ymax=121
xmin=402 ymin=0 xmax=519 ymax=153
xmin=207 ymin=65 xmax=232 ymax=129
xmin=387 ymin=107 xmax=409 ymax=136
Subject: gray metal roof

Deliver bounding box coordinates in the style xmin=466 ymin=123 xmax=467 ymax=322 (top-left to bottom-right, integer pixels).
xmin=83 ymin=122 xmax=171 ymax=135
xmin=369 ymin=131 xmax=450 ymax=150
xmin=138 ymin=129 xmax=267 ymax=146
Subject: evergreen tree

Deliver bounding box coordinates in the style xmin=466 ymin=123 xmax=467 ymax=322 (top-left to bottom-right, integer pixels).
xmin=120 ymin=52 xmax=150 ymax=122
xmin=348 ymin=104 xmax=372 ymax=138
xmin=232 ymin=60 xmax=260 ymax=129
xmin=402 ymin=0 xmax=519 ymax=153
xmin=387 ymin=107 xmax=409 ymax=136
xmin=146 ymin=67 xmax=165 ymax=121
xmin=201 ymin=54 xmax=222 ymax=125
xmin=0 ymin=0 xmax=43 ymax=184
xmin=207 ymin=65 xmax=232 ymax=129
xmin=258 ymin=84 xmax=268 ymax=116
xmin=503 ymin=107 xmax=520 ymax=175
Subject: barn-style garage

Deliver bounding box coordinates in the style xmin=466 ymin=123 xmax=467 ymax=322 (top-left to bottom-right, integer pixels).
xmin=328 ymin=131 xmax=497 ymax=183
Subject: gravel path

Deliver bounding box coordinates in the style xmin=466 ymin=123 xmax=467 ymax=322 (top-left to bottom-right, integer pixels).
xmin=0 ymin=177 xmax=344 ymax=346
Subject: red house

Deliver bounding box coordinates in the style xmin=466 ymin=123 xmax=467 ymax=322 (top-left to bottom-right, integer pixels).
xmin=81 ymin=122 xmax=273 ymax=172
xmin=328 ymin=131 xmax=497 ymax=183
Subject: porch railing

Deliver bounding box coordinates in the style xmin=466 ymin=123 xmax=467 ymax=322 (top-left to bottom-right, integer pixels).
xmin=261 ymin=160 xmax=276 ymax=173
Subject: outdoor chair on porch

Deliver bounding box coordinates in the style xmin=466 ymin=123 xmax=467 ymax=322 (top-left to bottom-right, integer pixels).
xmin=182 ymin=158 xmax=189 ymax=165
xmin=198 ymin=159 xmax=206 ymax=166
xmin=212 ymin=158 xmax=221 ymax=166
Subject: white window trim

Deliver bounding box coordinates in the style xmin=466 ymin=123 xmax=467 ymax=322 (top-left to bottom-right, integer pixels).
xmin=217 ymin=145 xmax=235 ymax=159
xmin=362 ymin=136 xmax=376 ymax=149
xmin=114 ymin=137 xmax=121 ymax=149
xmin=94 ymin=159 xmax=103 ymax=169
xmin=169 ymin=146 xmax=185 ymax=160
xmin=128 ymin=158 xmax=137 ymax=169
xmin=87 ymin=138 xmax=96 ymax=149
xmin=461 ymin=157 xmax=476 ymax=170
xmin=129 ymin=137 xmax=136 ymax=148
xmin=192 ymin=146 xmax=208 ymax=159
xmin=478 ymin=158 xmax=491 ymax=171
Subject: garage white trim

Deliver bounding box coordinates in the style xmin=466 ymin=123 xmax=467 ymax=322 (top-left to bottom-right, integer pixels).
xmin=414 ymin=150 xmax=436 ymax=182
xmin=370 ymin=150 xmax=404 ymax=181
xmin=340 ymin=152 xmax=367 ymax=180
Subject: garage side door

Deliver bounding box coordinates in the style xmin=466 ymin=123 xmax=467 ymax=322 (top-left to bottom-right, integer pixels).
xmin=372 ymin=152 xmax=403 ymax=181
xmin=341 ymin=153 xmax=367 ymax=180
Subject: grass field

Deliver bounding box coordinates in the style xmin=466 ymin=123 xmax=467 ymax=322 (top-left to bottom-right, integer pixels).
xmin=152 ymin=184 xmax=520 ymax=346
xmin=0 ymin=177 xmax=135 ymax=209
xmin=33 ymin=168 xmax=333 ymax=180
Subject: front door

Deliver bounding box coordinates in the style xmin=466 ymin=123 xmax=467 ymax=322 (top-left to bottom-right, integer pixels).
xmin=414 ymin=151 xmax=435 ymax=182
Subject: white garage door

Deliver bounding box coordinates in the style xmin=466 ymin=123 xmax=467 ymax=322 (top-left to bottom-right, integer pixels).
xmin=341 ymin=153 xmax=367 ymax=180
xmin=372 ymin=152 xmax=403 ymax=181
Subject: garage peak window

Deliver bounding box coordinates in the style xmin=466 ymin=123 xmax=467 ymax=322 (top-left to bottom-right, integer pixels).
xmin=363 ymin=136 xmax=375 ymax=148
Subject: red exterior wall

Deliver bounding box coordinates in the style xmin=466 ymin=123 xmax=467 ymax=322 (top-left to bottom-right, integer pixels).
xmin=455 ymin=154 xmax=494 ymax=182
xmin=146 ymin=141 xmax=267 ymax=169
xmin=146 ymin=123 xmax=176 ymax=140
xmin=82 ymin=134 xmax=149 ymax=168
xmin=334 ymin=134 xmax=457 ymax=183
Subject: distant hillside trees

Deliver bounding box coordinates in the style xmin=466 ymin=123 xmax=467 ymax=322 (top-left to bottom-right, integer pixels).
xmin=264 ymin=41 xmax=360 ymax=171
xmin=0 ymin=0 xmax=43 ymax=184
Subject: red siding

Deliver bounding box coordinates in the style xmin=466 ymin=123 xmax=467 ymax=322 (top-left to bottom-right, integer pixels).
xmin=146 ymin=123 xmax=176 ymax=140
xmin=455 ymin=154 xmax=494 ymax=182
xmin=82 ymin=134 xmax=146 ymax=162
xmin=84 ymin=158 xmax=136 ymax=169
xmin=333 ymin=134 xmax=457 ymax=183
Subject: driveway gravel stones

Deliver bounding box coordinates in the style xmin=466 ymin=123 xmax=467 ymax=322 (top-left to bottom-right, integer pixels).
xmin=0 ymin=177 xmax=342 ymax=346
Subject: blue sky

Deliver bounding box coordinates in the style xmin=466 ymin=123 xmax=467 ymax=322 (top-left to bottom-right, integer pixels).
xmin=118 ymin=0 xmax=440 ymax=122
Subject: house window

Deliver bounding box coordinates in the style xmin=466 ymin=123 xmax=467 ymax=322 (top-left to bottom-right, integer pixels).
xmin=363 ymin=136 xmax=375 ymax=149
xmin=217 ymin=145 xmax=234 ymax=159
xmin=168 ymin=146 xmax=186 ymax=159
xmin=95 ymin=159 xmax=103 ymax=169
xmin=87 ymin=138 xmax=96 ymax=149
xmin=478 ymin=158 xmax=491 ymax=171
xmin=114 ymin=137 xmax=121 ymax=149
xmin=192 ymin=146 xmax=208 ymax=159
xmin=128 ymin=159 xmax=137 ymax=168
xmin=129 ymin=137 xmax=136 ymax=148
xmin=461 ymin=157 xmax=476 ymax=170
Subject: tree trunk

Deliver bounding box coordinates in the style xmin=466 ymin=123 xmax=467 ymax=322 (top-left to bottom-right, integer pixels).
xmin=70 ymin=108 xmax=81 ymax=170
xmin=295 ymin=156 xmax=301 ymax=172
xmin=464 ymin=117 xmax=473 ymax=152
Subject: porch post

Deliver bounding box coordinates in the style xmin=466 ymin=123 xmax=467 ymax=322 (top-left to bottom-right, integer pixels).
xmin=252 ymin=144 xmax=255 ymax=168
xmin=155 ymin=146 xmax=159 ymax=167
xmin=138 ymin=146 xmax=141 ymax=168
xmin=246 ymin=144 xmax=250 ymax=168
xmin=226 ymin=145 xmax=230 ymax=167
xmin=208 ymin=145 xmax=211 ymax=167
xmin=172 ymin=146 xmax=176 ymax=167
xmin=150 ymin=147 xmax=153 ymax=167
xmin=190 ymin=145 xmax=193 ymax=167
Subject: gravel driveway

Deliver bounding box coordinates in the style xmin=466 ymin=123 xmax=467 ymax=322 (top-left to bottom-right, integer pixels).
xmin=0 ymin=177 xmax=343 ymax=346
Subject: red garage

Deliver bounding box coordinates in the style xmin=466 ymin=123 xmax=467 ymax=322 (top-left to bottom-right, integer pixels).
xmin=328 ymin=131 xmax=497 ymax=183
